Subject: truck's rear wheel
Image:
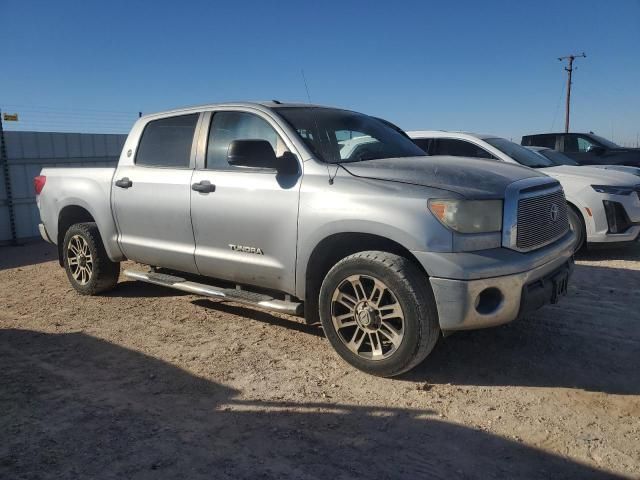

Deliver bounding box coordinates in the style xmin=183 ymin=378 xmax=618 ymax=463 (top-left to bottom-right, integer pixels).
xmin=319 ymin=251 xmax=440 ymax=377
xmin=63 ymin=223 xmax=120 ymax=295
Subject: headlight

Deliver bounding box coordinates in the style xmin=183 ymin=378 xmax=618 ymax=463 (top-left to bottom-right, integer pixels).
xmin=591 ymin=185 xmax=637 ymax=195
xmin=428 ymin=199 xmax=503 ymax=233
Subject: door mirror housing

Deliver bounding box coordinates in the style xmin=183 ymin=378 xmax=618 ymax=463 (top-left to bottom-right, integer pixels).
xmin=586 ymin=145 xmax=605 ymax=155
xmin=277 ymin=151 xmax=300 ymax=175
xmin=227 ymin=140 xmax=277 ymax=169
xmin=227 ymin=139 xmax=298 ymax=174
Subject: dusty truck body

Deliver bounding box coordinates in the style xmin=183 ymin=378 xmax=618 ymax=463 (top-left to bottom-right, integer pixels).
xmin=35 ymin=102 xmax=575 ymax=376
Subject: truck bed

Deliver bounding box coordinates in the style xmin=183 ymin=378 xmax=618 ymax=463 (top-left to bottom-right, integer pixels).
xmin=37 ymin=167 xmax=123 ymax=261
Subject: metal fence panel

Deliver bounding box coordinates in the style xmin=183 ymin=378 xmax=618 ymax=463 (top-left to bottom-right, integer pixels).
xmin=0 ymin=131 xmax=126 ymax=243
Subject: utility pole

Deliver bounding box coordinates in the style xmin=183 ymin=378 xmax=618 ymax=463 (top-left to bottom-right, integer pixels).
xmin=558 ymin=52 xmax=586 ymax=133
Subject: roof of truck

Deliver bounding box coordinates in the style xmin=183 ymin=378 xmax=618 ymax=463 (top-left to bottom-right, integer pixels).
xmin=139 ymin=101 xmax=336 ymax=119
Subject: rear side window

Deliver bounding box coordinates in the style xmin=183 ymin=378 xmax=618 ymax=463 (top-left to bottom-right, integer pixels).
xmin=525 ymin=134 xmax=556 ymax=149
xmin=136 ymin=114 xmax=199 ymax=167
xmin=433 ymin=139 xmax=494 ymax=159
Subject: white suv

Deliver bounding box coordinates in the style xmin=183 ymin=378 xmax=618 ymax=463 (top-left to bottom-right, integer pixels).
xmin=409 ymin=130 xmax=640 ymax=251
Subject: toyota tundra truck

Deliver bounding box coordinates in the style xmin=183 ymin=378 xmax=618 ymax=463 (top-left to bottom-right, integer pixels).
xmin=35 ymin=102 xmax=575 ymax=376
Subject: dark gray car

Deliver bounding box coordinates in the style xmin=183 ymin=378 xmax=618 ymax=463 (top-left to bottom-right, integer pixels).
xmin=522 ymin=132 xmax=640 ymax=167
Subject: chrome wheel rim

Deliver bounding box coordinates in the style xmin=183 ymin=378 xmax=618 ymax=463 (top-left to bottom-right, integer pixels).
xmin=67 ymin=235 xmax=93 ymax=285
xmin=331 ymin=274 xmax=405 ymax=360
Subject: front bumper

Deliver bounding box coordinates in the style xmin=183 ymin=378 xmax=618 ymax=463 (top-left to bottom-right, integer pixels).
xmin=429 ymin=257 xmax=574 ymax=331
xmin=584 ymin=191 xmax=640 ymax=244
xmin=413 ymin=231 xmax=575 ymax=331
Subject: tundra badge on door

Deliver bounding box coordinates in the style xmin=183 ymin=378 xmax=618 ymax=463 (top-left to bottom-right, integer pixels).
xmin=229 ymin=244 xmax=264 ymax=255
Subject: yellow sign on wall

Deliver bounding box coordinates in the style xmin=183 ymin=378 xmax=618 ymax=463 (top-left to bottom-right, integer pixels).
xmin=3 ymin=113 xmax=19 ymax=121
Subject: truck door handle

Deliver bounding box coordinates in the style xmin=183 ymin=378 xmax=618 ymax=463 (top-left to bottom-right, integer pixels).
xmin=192 ymin=180 xmax=216 ymax=193
xmin=115 ymin=177 xmax=133 ymax=189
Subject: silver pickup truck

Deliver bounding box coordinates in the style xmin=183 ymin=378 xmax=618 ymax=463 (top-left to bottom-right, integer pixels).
xmin=36 ymin=102 xmax=575 ymax=376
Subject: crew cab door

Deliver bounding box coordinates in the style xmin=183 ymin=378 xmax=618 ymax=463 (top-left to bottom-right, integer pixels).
xmin=190 ymin=109 xmax=302 ymax=293
xmin=112 ymin=113 xmax=201 ymax=273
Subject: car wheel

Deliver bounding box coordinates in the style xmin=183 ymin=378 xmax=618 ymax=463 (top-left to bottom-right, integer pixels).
xmin=567 ymin=207 xmax=586 ymax=253
xmin=63 ymin=222 xmax=120 ymax=295
xmin=319 ymin=251 xmax=440 ymax=377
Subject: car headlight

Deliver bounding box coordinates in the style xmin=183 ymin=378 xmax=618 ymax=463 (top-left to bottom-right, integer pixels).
xmin=591 ymin=185 xmax=638 ymax=195
xmin=428 ymin=199 xmax=503 ymax=233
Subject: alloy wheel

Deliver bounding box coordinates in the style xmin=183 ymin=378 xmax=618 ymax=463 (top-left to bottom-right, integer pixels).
xmin=330 ymin=274 xmax=405 ymax=360
xmin=67 ymin=234 xmax=93 ymax=285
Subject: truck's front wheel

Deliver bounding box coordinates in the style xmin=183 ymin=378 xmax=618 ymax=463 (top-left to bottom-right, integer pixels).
xmin=63 ymin=223 xmax=120 ymax=295
xmin=319 ymin=251 xmax=440 ymax=377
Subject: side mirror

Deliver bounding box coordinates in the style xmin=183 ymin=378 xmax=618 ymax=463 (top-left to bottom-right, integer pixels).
xmin=227 ymin=139 xmax=299 ymax=174
xmin=586 ymin=145 xmax=605 ymax=155
xmin=227 ymin=140 xmax=277 ymax=169
xmin=277 ymin=151 xmax=300 ymax=175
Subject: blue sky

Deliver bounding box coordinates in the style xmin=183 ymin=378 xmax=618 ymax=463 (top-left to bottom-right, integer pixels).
xmin=1 ymin=0 xmax=639 ymax=144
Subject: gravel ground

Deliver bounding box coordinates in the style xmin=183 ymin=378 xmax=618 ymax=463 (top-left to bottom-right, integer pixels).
xmin=1 ymin=241 xmax=639 ymax=479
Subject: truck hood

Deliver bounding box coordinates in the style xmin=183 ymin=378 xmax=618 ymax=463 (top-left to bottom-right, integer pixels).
xmin=339 ymin=155 xmax=546 ymax=199
xmin=540 ymin=165 xmax=640 ymax=186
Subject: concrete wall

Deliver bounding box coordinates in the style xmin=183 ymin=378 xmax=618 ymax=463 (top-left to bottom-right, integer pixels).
xmin=1 ymin=131 xmax=126 ymax=243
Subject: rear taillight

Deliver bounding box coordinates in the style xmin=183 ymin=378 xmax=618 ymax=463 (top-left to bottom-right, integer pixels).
xmin=34 ymin=175 xmax=46 ymax=195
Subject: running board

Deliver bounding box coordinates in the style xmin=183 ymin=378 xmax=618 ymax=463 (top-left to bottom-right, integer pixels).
xmin=123 ymin=270 xmax=303 ymax=316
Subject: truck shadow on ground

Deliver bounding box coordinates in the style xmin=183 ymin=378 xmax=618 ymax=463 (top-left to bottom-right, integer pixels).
xmin=192 ymin=298 xmax=325 ymax=338
xmin=0 ymin=329 xmax=622 ymax=479
xmin=105 ymin=280 xmax=189 ymax=298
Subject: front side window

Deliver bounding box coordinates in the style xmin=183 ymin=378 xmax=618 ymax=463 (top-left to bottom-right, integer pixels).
xmin=206 ymin=111 xmax=289 ymax=170
xmin=577 ymin=136 xmax=598 ymax=153
xmin=275 ymin=107 xmax=424 ymax=164
xmin=136 ymin=114 xmax=199 ymax=167
xmin=433 ymin=139 xmax=495 ymax=159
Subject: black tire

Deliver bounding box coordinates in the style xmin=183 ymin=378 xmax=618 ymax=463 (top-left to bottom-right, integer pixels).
xmin=319 ymin=251 xmax=440 ymax=377
xmin=63 ymin=222 xmax=120 ymax=295
xmin=568 ymin=206 xmax=586 ymax=253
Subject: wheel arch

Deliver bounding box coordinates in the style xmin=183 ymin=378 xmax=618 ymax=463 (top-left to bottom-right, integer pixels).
xmin=302 ymin=232 xmax=427 ymax=324
xmin=57 ymin=205 xmax=97 ymax=266
xmin=566 ymin=200 xmax=588 ymax=232
xmin=566 ymin=200 xmax=588 ymax=250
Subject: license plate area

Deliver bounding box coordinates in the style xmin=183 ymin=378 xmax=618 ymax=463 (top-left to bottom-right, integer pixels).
xmin=518 ymin=260 xmax=573 ymax=317
xmin=550 ymin=270 xmax=569 ymax=304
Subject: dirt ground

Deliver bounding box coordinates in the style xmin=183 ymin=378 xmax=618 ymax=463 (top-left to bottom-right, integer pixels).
xmin=1 ymin=241 xmax=639 ymax=479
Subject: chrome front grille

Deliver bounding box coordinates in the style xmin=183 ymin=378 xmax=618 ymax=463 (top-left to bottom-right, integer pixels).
xmin=516 ymin=189 xmax=569 ymax=251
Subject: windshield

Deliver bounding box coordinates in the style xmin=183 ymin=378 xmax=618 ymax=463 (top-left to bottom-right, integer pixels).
xmin=590 ymin=134 xmax=620 ymax=149
xmin=274 ymin=107 xmax=425 ymax=163
xmin=538 ymin=148 xmax=580 ymax=166
xmin=484 ymin=137 xmax=554 ymax=168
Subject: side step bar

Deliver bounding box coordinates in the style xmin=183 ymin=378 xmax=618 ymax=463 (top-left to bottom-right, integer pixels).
xmin=123 ymin=270 xmax=303 ymax=316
